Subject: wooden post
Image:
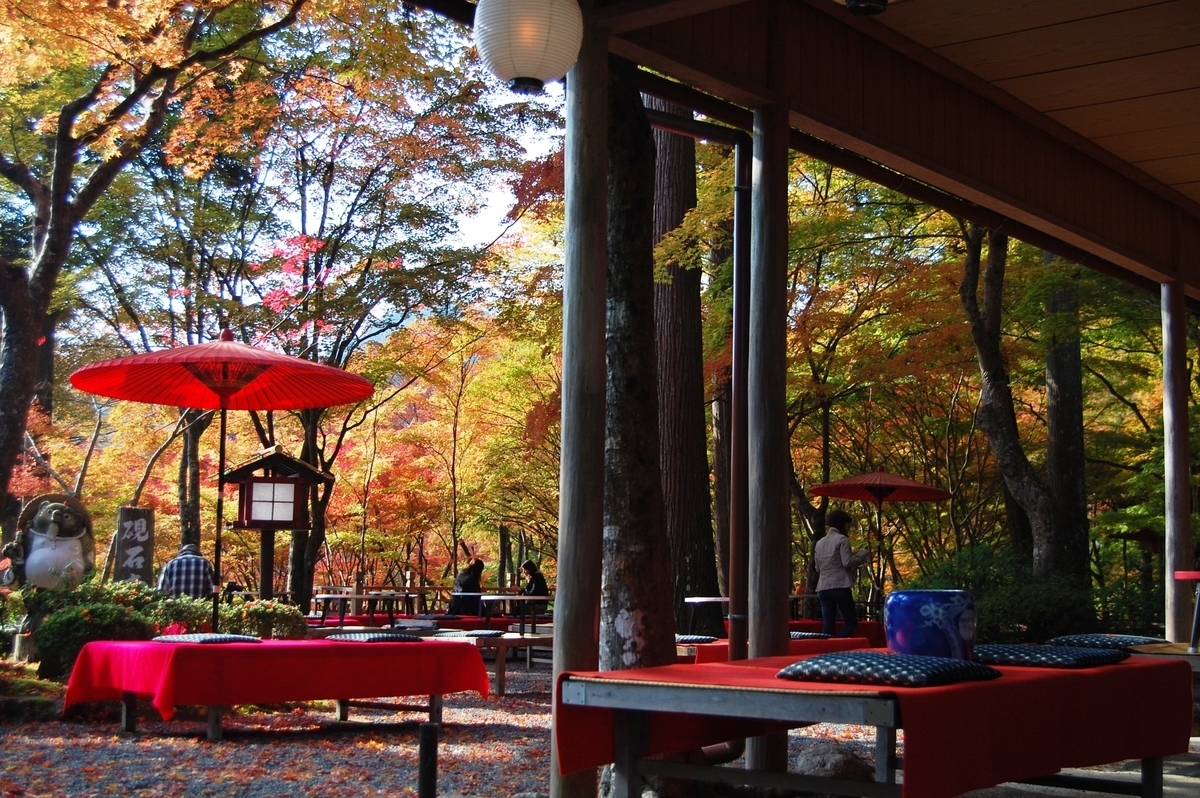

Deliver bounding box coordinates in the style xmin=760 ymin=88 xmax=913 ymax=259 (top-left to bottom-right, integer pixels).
xmin=745 ymin=99 xmax=792 ymax=774
xmin=746 ymin=0 xmax=792 ymax=772
xmin=260 ymin=529 xmax=274 ymax=600
xmin=550 ymin=4 xmax=607 ymax=797
xmin=114 ymin=506 xmax=154 ymax=584
xmin=1162 ymin=277 xmax=1193 ymax=641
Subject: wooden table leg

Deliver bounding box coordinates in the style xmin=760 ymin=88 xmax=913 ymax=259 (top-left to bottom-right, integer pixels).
xmin=428 ymin=694 xmax=443 ymax=723
xmin=875 ymin=725 xmax=897 ymax=783
xmin=612 ymin=709 xmax=649 ymax=798
xmin=1141 ymin=756 xmax=1163 ymax=798
xmin=206 ymin=706 xmax=224 ymax=742
xmin=494 ymin=642 xmax=508 ymax=697
xmin=120 ymin=692 xmax=137 ymax=733
xmin=336 ymin=698 xmax=350 ymax=722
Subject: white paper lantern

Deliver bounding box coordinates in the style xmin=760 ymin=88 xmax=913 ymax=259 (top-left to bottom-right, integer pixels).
xmin=474 ymin=0 xmax=584 ymax=94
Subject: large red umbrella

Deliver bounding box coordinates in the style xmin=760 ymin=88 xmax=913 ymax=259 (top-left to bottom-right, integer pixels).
xmin=809 ymin=467 xmax=951 ymax=602
xmin=70 ymin=328 xmax=374 ymax=627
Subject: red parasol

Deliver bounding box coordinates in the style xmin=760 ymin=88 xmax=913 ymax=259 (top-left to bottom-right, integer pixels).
xmin=68 ymin=330 xmax=373 ymax=411
xmin=809 ymin=467 xmax=952 ymax=506
xmin=810 ymin=467 xmax=952 ymax=602
xmin=70 ymin=328 xmax=374 ymax=628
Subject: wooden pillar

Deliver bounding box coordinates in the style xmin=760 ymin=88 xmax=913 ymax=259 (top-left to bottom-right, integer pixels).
xmin=745 ymin=0 xmax=792 ymax=772
xmin=1162 ymin=277 xmax=1193 ymax=641
xmin=260 ymin=529 xmax=274 ymax=600
xmin=550 ymin=5 xmax=607 ymax=797
xmin=745 ymin=99 xmax=791 ymax=772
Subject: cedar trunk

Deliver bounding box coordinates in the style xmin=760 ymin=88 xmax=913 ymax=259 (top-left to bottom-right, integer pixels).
xmin=600 ymin=57 xmax=676 ymax=672
xmin=1044 ymin=257 xmax=1091 ymax=588
xmin=649 ymin=97 xmax=723 ymax=636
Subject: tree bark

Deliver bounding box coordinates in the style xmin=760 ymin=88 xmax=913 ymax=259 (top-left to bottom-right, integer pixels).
xmin=1043 ymin=254 xmax=1090 ymax=587
xmin=712 ymin=372 xmax=732 ymax=596
xmin=600 ymin=56 xmax=676 ymax=672
xmin=177 ymin=409 xmax=213 ymax=547
xmin=648 ymin=97 xmax=723 ymax=637
xmin=958 ymin=225 xmax=1055 ymax=576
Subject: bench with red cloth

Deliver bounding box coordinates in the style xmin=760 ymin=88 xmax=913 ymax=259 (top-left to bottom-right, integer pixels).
xmin=557 ymin=652 xmax=1192 ymax=798
xmin=679 ymin=635 xmax=869 ymax=664
xmin=723 ymin=618 xmax=886 ymax=647
xmin=65 ymin=637 xmax=488 ymax=741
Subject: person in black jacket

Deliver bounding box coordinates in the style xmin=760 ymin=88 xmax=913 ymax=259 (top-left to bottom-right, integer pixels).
xmin=447 ymin=557 xmax=485 ymax=616
xmin=519 ymin=559 xmax=550 ymax=618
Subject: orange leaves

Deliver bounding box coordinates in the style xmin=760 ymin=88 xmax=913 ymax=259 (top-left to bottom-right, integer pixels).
xmin=507 ymin=146 xmax=564 ymax=223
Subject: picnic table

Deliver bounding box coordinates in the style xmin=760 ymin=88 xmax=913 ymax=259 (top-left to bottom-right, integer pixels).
xmin=64 ymin=637 xmax=488 ymax=741
xmin=557 ymin=652 xmax=1192 ymax=798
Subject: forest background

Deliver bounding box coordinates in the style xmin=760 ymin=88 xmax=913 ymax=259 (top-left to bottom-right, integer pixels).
xmin=0 ymin=2 xmax=1189 ymax=639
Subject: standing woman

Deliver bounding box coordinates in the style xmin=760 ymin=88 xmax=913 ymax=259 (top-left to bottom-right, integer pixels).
xmin=814 ymin=509 xmax=870 ymax=637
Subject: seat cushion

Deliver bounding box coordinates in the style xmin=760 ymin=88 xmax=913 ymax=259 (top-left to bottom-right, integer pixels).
xmin=464 ymin=629 xmax=505 ymax=638
xmin=1044 ymin=633 xmax=1168 ymax=651
xmin=676 ymin=634 xmax=719 ymax=644
xmin=325 ymin=632 xmax=423 ymax=643
xmin=153 ymin=633 xmax=261 ymax=644
xmin=777 ymin=651 xmax=1001 ymax=687
xmin=974 ymin=643 xmax=1128 ymax=668
xmin=790 ymin=631 xmax=831 ymax=640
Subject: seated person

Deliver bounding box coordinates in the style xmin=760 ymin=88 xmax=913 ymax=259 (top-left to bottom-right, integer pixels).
xmin=447 ymin=557 xmax=485 ymax=616
xmin=518 ymin=559 xmax=550 ymax=618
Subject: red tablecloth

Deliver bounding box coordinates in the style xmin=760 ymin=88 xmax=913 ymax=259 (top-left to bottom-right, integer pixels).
xmin=722 ymin=618 xmax=887 ymax=647
xmin=65 ymin=638 xmax=488 ymax=720
xmin=691 ymin=636 xmax=868 ymax=664
xmin=556 ymin=653 xmax=1192 ymax=798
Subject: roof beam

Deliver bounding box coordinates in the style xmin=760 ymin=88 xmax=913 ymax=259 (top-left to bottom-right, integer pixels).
xmin=590 ymin=0 xmax=746 ymax=34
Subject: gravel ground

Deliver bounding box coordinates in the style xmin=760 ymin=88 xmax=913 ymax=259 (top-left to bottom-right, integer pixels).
xmin=0 ymin=660 xmax=1196 ymax=797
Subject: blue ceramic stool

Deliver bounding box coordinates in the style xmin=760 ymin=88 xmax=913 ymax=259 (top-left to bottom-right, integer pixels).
xmin=884 ymin=589 xmax=977 ymax=660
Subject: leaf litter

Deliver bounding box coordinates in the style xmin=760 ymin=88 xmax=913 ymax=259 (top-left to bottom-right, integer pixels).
xmin=0 ymin=662 xmax=890 ymax=797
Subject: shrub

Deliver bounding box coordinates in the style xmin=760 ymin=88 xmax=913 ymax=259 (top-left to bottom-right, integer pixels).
xmin=34 ymin=603 xmax=155 ymax=680
xmin=218 ymin=599 xmax=308 ymax=639
xmin=17 ymin=575 xmax=213 ymax=680
xmin=903 ymin=546 xmax=1098 ymax=643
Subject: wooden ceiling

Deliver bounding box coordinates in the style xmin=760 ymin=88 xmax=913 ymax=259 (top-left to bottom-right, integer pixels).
xmin=598 ymin=0 xmax=1200 ymax=292
xmin=878 ymin=0 xmax=1200 ymax=208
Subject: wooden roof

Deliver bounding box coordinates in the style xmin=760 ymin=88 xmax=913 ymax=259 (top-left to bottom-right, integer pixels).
xmin=880 ymin=0 xmax=1200 ymax=209
xmin=599 ymin=0 xmax=1200 ymax=294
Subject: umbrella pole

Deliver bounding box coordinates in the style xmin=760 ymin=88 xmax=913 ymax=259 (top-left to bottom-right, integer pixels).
xmin=212 ymin=408 xmax=226 ymax=632
xmin=875 ymin=500 xmax=885 ymax=616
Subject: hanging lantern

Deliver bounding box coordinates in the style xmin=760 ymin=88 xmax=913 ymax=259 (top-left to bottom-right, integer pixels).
xmin=474 ymin=0 xmax=584 ymax=95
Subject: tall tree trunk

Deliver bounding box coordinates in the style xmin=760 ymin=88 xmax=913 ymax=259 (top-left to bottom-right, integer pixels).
xmin=648 ymin=97 xmax=723 ymax=637
xmin=712 ymin=372 xmax=732 ymax=596
xmin=33 ymin=309 xmax=63 ymax=415
xmin=177 ymin=409 xmax=213 ymax=547
xmin=958 ymin=225 xmax=1055 ymax=576
xmin=1043 ymin=254 xmax=1090 ymax=587
xmin=600 ymin=56 xmax=676 ymax=672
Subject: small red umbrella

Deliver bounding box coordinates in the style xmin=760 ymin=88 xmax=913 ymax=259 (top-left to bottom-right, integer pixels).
xmin=809 ymin=467 xmax=952 ymax=506
xmin=809 ymin=467 xmax=952 ymax=601
xmin=70 ymin=329 xmax=374 ymax=627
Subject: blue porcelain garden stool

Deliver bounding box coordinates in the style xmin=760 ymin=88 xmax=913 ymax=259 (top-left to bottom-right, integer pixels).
xmin=884 ymin=589 xmax=977 ymax=660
